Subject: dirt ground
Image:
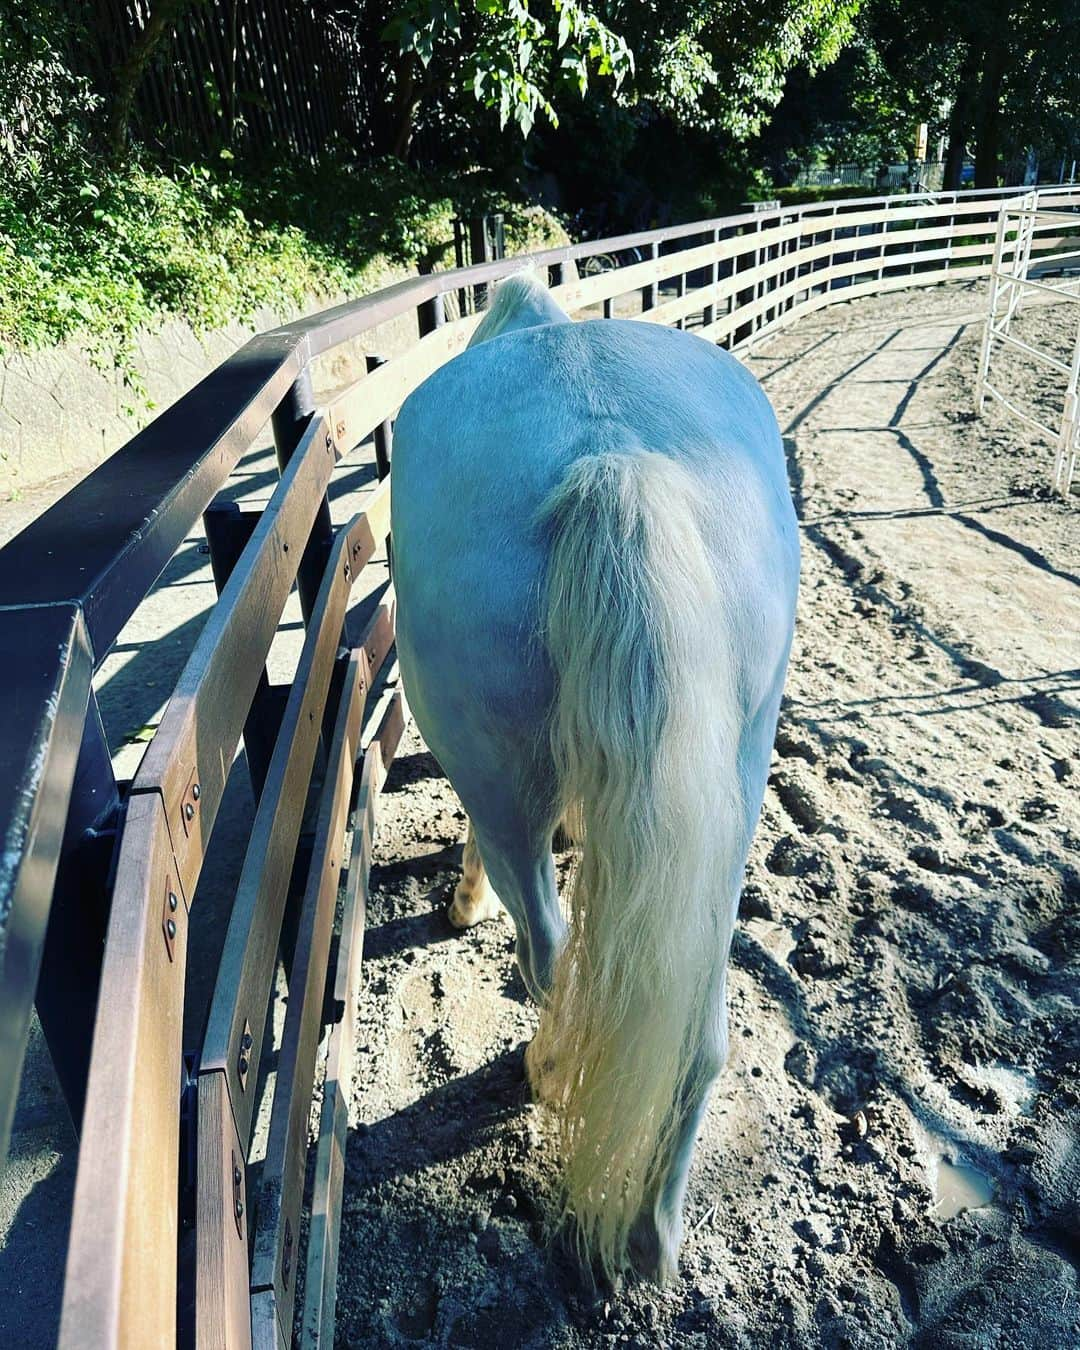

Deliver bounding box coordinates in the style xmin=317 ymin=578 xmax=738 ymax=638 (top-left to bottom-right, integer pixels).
xmin=332 ymin=281 xmax=1079 ymax=1349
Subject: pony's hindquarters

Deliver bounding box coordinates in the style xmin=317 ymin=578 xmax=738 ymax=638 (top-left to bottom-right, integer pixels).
xmin=529 ymin=448 xmax=789 ymax=1283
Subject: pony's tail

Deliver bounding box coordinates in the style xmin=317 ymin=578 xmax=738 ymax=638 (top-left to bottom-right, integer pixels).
xmin=531 ymin=450 xmax=745 ymax=1283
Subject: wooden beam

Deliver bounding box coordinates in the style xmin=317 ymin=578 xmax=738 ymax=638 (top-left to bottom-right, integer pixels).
xmin=300 ymin=684 xmax=405 ymax=1350
xmin=327 ymin=315 xmax=481 ymax=455
xmin=132 ymin=414 xmax=338 ymax=901
xmin=198 ymin=503 xmax=385 ymax=1153
xmin=195 ymin=1072 xmax=252 ymax=1350
xmin=59 ymin=792 xmax=187 ymax=1348
xmin=249 ymin=652 xmax=366 ymax=1344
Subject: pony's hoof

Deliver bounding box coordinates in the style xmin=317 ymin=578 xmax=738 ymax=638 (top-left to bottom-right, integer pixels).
xmin=447 ymin=881 xmax=501 ymax=929
xmin=628 ymin=1207 xmax=682 ymax=1285
xmin=524 ymin=1037 xmax=560 ymax=1103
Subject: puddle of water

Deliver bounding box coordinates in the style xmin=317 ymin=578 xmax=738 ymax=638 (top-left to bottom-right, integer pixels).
xmin=932 ymin=1155 xmax=995 ymax=1219
xmin=910 ymin=1118 xmax=996 ymax=1219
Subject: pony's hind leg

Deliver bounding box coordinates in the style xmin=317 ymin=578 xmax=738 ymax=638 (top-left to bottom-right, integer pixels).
xmin=448 ymin=820 xmax=502 ymax=929
xmin=468 ymin=820 xmax=565 ymax=1007
xmin=628 ymin=1011 xmax=728 ymax=1282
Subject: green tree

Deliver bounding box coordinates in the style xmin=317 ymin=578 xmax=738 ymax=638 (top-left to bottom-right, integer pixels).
xmin=369 ymin=0 xmax=865 ymax=159
xmin=107 ymin=0 xmax=199 ymax=163
xmin=0 ymin=2 xmax=99 ymax=197
xmin=793 ymin=0 xmax=1080 ymax=188
xmin=376 ymin=0 xmax=633 ymax=155
xmin=609 ymin=0 xmax=863 ymax=140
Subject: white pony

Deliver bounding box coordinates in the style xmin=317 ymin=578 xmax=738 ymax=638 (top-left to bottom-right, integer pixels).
xmin=390 ymin=272 xmax=799 ymax=1282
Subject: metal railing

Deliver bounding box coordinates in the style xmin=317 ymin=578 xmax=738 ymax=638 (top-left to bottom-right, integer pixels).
xmin=1 ymin=181 xmax=1078 ymax=1348
xmin=975 ymin=192 xmax=1080 ymax=494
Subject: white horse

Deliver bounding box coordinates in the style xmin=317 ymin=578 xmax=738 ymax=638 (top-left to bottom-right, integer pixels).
xmin=390 ymin=272 xmax=799 ymax=1282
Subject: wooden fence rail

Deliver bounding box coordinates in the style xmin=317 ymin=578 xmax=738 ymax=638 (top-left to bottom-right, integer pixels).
xmin=0 ymin=182 xmax=1077 ymax=1349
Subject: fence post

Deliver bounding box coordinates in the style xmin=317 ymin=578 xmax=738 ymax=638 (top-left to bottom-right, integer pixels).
xmin=975 ymin=203 xmax=1009 ymax=413
xmin=1055 ymin=324 xmax=1080 ymax=494
xmin=365 ymin=355 xmax=393 ymax=479
xmin=642 ymin=240 xmax=659 ymax=311
xmin=733 ymin=221 xmax=756 ymax=347
xmin=944 ymin=192 xmax=955 ymax=275
xmin=703 ymin=226 xmax=720 ymax=327
xmin=788 ymin=212 xmax=803 ymax=314
xmin=878 ymin=199 xmax=889 ymax=284
xmin=202 ymin=500 xmax=285 ymax=800
xmin=417 ymin=286 xmax=445 ymax=338
xmin=271 ymin=366 xmax=334 ymax=629
xmin=34 ymin=694 xmax=121 ymax=1131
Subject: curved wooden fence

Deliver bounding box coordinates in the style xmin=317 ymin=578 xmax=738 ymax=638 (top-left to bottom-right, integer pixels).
xmin=1 ymin=182 xmax=1078 ymax=1348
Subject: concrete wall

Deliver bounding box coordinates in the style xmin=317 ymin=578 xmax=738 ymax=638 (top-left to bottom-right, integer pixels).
xmin=0 ymin=267 xmax=420 ymax=498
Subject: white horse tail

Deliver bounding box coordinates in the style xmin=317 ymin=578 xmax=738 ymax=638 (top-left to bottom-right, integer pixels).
xmin=531 ymin=449 xmax=745 ymax=1282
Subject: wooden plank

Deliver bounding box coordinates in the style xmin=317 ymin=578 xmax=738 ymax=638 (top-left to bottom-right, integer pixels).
xmin=720 ymin=262 xmax=994 ymax=352
xmin=300 ymin=685 xmax=405 ymax=1349
xmin=194 ymin=530 xmax=387 ymax=1346
xmin=249 ymin=653 xmax=366 ymax=1344
xmin=328 ymin=314 xmax=481 ymax=455
xmin=370 ymin=688 xmax=407 ymax=778
xmin=554 ymin=201 xmax=1006 ymax=317
xmin=810 ymin=192 xmax=1014 ymax=236
xmin=657 ymin=217 xmax=1002 ymax=330
xmin=703 ymin=244 xmax=992 ymax=348
xmin=552 ymin=235 xmax=743 ymax=313
xmin=302 ymin=1075 xmax=348 ymax=1350
xmin=59 ymin=792 xmax=187 ymax=1349
xmin=562 ymin=212 xmax=1003 ymax=325
xmin=198 ymin=507 xmax=381 ymax=1148
xmin=194 ymin=1072 xmax=252 ymax=1350
xmin=132 ymin=415 xmax=337 ymax=900
xmin=0 ymin=603 xmax=93 ymax=1164
xmin=196 ymin=503 xmax=391 ymax=1138
xmin=250 ymin=1291 xmax=287 ymax=1350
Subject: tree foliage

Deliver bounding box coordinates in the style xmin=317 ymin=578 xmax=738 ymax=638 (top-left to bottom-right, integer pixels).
xmin=383 ymin=0 xmax=633 ymax=137
xmin=763 ymin=0 xmax=1080 ymax=187
xmin=315 ymin=0 xmax=865 ymax=169
xmin=0 ymin=2 xmax=99 ymax=197
xmin=610 ymin=0 xmax=863 ymax=139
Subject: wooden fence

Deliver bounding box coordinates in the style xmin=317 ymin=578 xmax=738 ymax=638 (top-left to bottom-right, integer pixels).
xmin=1 ymin=182 xmax=1078 ymax=1349
xmin=87 ymin=0 xmax=375 ymax=158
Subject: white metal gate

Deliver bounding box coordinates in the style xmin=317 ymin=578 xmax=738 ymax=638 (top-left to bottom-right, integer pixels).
xmin=975 ymin=191 xmax=1080 ymax=495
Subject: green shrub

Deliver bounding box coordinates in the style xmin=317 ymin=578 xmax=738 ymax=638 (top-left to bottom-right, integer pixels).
xmin=0 ymin=146 xmax=568 ymax=397
xmin=773 ymin=183 xmax=887 ymax=205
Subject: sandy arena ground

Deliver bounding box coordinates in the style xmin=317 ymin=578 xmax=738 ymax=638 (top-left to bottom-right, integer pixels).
xmin=331 ymin=281 xmax=1079 ymax=1348
xmin=0 ymin=279 xmax=1076 ymax=1349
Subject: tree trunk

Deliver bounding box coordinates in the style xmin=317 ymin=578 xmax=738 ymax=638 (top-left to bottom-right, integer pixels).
xmin=387 ymin=52 xmax=421 ymax=160
xmin=973 ymin=39 xmax=1007 ymax=188
xmin=944 ymin=45 xmax=979 ymax=191
xmin=108 ymin=0 xmax=195 ymax=164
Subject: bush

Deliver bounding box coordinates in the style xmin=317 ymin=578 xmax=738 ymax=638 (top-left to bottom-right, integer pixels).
xmin=0 ymin=2 xmax=100 ymax=197
xmin=773 ymin=183 xmax=887 ymax=205
xmin=0 ymin=146 xmax=568 ymax=396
